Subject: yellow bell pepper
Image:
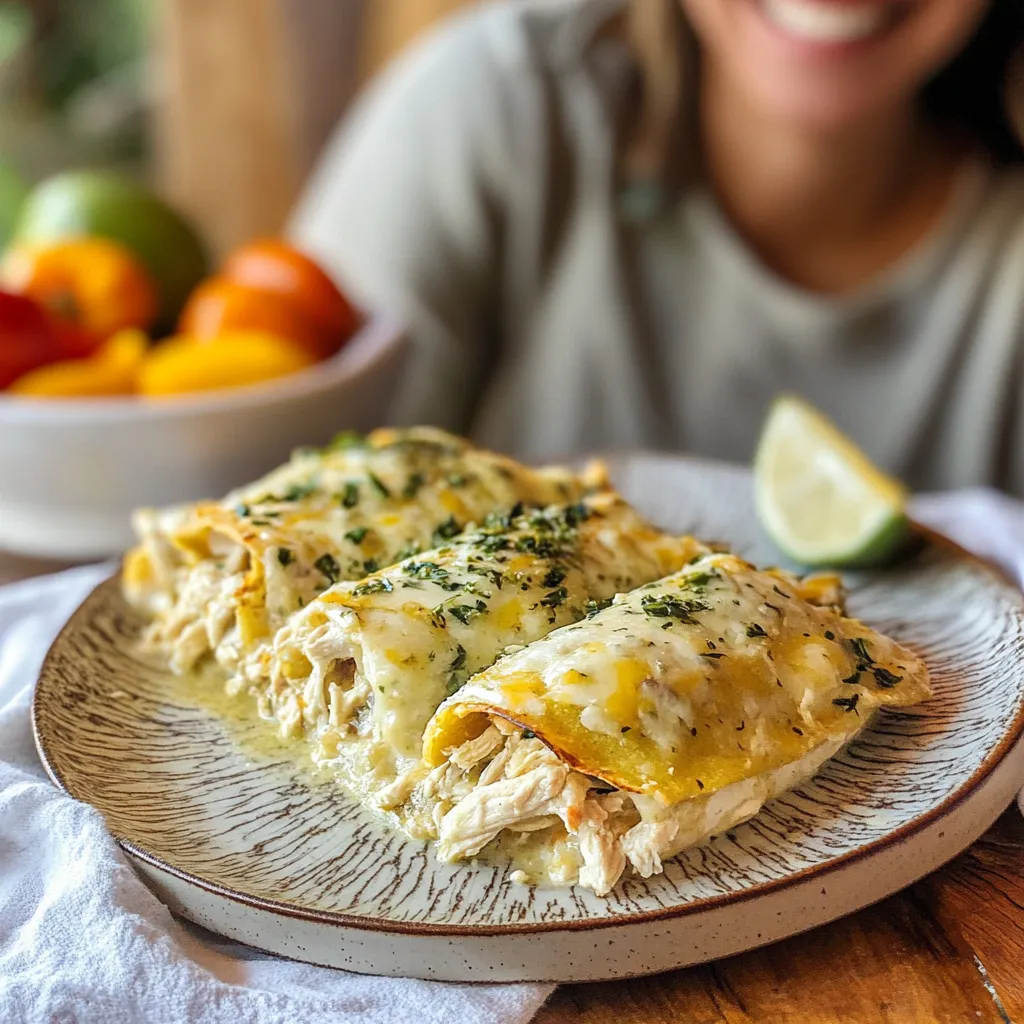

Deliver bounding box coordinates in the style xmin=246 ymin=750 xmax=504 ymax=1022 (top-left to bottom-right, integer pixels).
xmin=9 ymin=329 xmax=147 ymax=398
xmin=137 ymin=330 xmax=315 ymax=397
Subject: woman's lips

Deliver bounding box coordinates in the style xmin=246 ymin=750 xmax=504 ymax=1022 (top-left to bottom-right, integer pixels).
xmin=757 ymin=0 xmax=904 ymax=45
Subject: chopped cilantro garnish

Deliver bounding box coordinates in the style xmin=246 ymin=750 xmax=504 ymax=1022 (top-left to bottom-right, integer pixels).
xmin=402 ymin=472 xmax=426 ymax=500
xmin=404 ymin=561 xmax=462 ymax=591
xmin=339 ymin=482 xmax=359 ymax=508
xmin=745 ymin=623 xmax=768 ymax=638
xmin=326 ymin=430 xmax=365 ymax=451
xmin=849 ymin=637 xmax=873 ymax=664
xmin=563 ymin=502 xmax=590 ymax=527
xmin=284 ymin=482 xmax=317 ymax=502
xmin=363 ymin=558 xmax=379 ymax=573
xmin=872 ymin=667 xmax=902 ymax=688
xmin=433 ymin=516 xmax=461 ymax=545
xmin=477 ymin=534 xmax=509 ymax=555
xmin=832 ymin=694 xmax=860 ymax=713
xmin=542 ymin=566 xmax=567 ymax=588
xmin=315 ymin=553 xmax=340 ymax=584
xmin=585 ymin=597 xmax=613 ymax=618
xmin=367 ymin=472 xmax=391 ymax=499
xmin=353 ymin=576 xmax=394 ymax=596
xmin=540 ymin=586 xmax=568 ymax=609
xmin=640 ymin=594 xmax=708 ymax=623
xmin=445 ymin=643 xmax=469 ymax=694
xmin=345 ymin=526 xmax=369 ymax=544
xmin=448 ymin=600 xmax=488 ymax=624
xmin=276 ymin=547 xmax=294 ymax=567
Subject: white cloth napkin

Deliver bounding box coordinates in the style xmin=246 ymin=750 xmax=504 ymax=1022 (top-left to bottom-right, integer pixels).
xmin=2 ymin=489 xmax=1023 ymax=1024
xmin=0 ymin=565 xmax=553 ymax=1024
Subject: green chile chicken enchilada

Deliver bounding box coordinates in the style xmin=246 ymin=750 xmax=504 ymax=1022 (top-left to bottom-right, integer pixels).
xmin=235 ymin=492 xmax=704 ymax=801
xmin=123 ymin=430 xmax=931 ymax=896
xmin=123 ymin=426 xmax=607 ymax=675
xmin=418 ymin=552 xmax=930 ymax=893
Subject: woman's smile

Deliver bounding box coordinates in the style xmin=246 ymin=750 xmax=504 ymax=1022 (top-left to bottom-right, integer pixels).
xmin=683 ymin=0 xmax=988 ymax=127
xmin=755 ymin=0 xmax=910 ymax=48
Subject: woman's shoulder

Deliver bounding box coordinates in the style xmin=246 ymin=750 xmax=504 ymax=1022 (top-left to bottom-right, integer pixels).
xmin=405 ymin=0 xmax=624 ymax=75
xmin=299 ymin=0 xmax=626 ymax=220
xmin=355 ymin=0 xmax=625 ymax=131
xmin=963 ymin=162 xmax=1024 ymax=269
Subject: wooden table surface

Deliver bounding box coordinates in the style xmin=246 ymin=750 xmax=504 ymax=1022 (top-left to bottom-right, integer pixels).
xmin=5 ymin=551 xmax=1022 ymax=1023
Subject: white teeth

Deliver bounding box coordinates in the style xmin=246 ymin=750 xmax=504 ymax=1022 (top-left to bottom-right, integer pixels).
xmin=761 ymin=0 xmax=891 ymax=43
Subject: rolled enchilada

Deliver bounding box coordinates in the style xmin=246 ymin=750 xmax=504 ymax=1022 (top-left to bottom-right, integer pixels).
xmin=416 ymin=552 xmax=932 ymax=894
xmin=237 ymin=493 xmax=706 ymax=805
xmin=122 ymin=427 xmax=606 ymax=675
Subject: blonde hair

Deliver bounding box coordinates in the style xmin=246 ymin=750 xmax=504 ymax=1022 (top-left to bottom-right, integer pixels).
xmin=621 ymin=0 xmax=694 ymax=204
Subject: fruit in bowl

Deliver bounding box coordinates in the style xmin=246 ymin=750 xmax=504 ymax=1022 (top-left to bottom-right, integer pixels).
xmin=10 ymin=171 xmax=209 ymax=329
xmin=3 ymin=238 xmax=158 ymax=340
xmin=0 ymin=173 xmax=363 ymax=401
xmin=182 ymin=238 xmax=360 ymax=359
xmin=0 ymin=170 xmax=402 ymax=558
xmin=0 ymin=314 xmax=407 ymax=557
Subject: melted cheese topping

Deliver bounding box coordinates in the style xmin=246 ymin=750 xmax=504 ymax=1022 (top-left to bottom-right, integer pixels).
xmin=240 ymin=494 xmax=705 ymax=790
xmin=411 ymin=556 xmax=930 ymax=893
xmin=425 ymin=553 xmax=931 ymax=805
xmin=123 ymin=427 xmax=607 ymax=675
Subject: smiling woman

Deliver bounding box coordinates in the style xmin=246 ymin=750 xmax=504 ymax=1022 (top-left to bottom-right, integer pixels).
xmin=292 ymin=0 xmax=1024 ymax=497
xmin=681 ymin=0 xmax=989 ymax=127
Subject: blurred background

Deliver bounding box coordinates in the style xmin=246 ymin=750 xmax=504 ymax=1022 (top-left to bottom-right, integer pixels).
xmin=0 ymin=0 xmax=474 ymax=257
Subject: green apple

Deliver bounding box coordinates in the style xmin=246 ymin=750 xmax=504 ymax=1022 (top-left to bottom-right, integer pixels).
xmin=12 ymin=171 xmax=209 ymax=329
xmin=0 ymin=159 xmax=28 ymax=250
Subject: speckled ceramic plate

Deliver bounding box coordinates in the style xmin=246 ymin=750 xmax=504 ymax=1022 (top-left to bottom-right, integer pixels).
xmin=32 ymin=455 xmax=1024 ymax=982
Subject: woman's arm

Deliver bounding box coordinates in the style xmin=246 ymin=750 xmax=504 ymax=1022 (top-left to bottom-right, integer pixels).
xmin=289 ymin=12 xmax=516 ymax=432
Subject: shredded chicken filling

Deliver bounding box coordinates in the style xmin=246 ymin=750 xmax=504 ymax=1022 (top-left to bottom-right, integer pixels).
xmin=410 ymin=719 xmax=847 ymax=896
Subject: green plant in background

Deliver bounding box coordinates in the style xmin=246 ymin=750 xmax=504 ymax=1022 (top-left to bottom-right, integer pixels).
xmin=0 ymin=0 xmax=152 ymax=110
xmin=0 ymin=0 xmax=153 ymax=185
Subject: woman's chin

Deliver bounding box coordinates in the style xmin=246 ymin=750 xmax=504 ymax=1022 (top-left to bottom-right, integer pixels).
xmin=725 ymin=72 xmax=911 ymax=132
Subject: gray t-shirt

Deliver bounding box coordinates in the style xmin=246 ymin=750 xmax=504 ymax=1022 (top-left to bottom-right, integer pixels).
xmin=291 ymin=0 xmax=1024 ymax=494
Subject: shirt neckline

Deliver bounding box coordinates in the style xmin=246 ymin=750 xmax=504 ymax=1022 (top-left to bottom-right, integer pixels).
xmin=683 ymin=156 xmax=993 ymax=326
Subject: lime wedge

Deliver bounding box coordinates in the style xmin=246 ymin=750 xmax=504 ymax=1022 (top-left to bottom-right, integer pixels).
xmin=754 ymin=395 xmax=909 ymax=568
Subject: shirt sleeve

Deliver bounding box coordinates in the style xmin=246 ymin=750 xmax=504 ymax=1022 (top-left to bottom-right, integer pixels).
xmin=288 ymin=11 xmax=517 ymax=432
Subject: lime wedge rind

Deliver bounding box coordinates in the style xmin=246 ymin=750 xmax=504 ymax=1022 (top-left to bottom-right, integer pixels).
xmin=754 ymin=395 xmax=909 ymax=569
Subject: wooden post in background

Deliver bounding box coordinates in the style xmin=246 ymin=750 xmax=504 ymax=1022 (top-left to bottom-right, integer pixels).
xmin=153 ymin=0 xmax=480 ymax=259
xmin=153 ymin=0 xmax=366 ymax=258
xmin=358 ymin=0 xmax=482 ymax=82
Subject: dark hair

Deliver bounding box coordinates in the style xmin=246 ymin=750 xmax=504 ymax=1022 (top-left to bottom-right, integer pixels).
xmin=923 ymin=0 xmax=1024 ymax=164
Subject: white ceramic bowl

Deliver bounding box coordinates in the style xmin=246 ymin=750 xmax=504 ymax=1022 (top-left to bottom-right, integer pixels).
xmin=0 ymin=318 xmax=407 ymax=559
